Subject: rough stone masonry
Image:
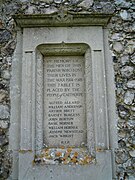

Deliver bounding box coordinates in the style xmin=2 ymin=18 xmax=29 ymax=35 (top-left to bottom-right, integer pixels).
xmin=0 ymin=0 xmax=135 ymax=179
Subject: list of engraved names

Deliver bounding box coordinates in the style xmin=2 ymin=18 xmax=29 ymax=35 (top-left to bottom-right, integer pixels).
xmin=44 ymin=56 xmax=86 ymax=147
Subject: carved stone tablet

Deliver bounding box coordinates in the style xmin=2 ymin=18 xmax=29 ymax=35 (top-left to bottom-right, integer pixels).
xmin=44 ymin=56 xmax=86 ymax=147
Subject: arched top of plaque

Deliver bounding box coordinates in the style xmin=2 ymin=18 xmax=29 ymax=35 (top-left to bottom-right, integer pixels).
xmin=13 ymin=12 xmax=112 ymax=28
xmin=37 ymin=43 xmax=90 ymax=56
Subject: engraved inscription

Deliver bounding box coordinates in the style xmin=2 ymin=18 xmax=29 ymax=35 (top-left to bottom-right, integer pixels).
xmin=44 ymin=56 xmax=86 ymax=147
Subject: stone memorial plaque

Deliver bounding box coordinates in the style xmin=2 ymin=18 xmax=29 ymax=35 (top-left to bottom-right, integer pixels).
xmin=44 ymin=56 xmax=86 ymax=147
xmin=10 ymin=14 xmax=117 ymax=179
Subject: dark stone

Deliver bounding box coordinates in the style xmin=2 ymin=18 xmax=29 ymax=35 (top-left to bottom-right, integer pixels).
xmin=117 ymin=105 xmax=130 ymax=118
xmin=113 ymin=56 xmax=118 ymax=63
xmin=116 ymin=82 xmax=123 ymax=88
xmin=0 ymin=83 xmax=6 ymax=90
xmin=116 ymin=150 xmax=129 ymax=164
xmin=3 ymin=2 xmax=22 ymax=15
xmin=0 ymin=135 xmax=8 ymax=146
xmin=118 ymin=139 xmax=126 ymax=148
xmin=1 ymin=41 xmax=16 ymax=56
xmin=0 ymin=30 xmax=12 ymax=44
xmin=0 ymin=129 xmax=5 ymax=136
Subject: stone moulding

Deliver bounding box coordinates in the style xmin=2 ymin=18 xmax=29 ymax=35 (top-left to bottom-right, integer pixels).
xmin=13 ymin=13 xmax=112 ymax=27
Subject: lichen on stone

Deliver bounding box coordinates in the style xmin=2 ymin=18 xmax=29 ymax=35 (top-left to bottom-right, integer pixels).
xmin=33 ymin=147 xmax=95 ymax=165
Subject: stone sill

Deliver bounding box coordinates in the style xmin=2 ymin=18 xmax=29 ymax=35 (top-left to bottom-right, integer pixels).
xmin=34 ymin=147 xmax=95 ymax=166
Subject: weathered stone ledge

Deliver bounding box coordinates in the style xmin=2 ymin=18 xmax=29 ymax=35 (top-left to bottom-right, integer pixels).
xmin=13 ymin=13 xmax=112 ymax=27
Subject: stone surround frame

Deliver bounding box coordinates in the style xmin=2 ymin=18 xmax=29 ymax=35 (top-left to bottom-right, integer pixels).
xmin=35 ymin=43 xmax=94 ymax=154
xmin=9 ymin=13 xmax=117 ymax=180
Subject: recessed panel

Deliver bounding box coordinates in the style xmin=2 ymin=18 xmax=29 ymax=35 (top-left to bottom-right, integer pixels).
xmin=44 ymin=56 xmax=86 ymax=147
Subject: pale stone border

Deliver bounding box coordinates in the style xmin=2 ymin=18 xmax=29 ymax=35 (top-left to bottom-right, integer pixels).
xmin=9 ymin=13 xmax=117 ymax=180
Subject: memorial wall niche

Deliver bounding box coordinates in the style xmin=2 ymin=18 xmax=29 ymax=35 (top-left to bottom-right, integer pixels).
xmin=10 ymin=13 xmax=117 ymax=179
xmin=44 ymin=56 xmax=86 ymax=148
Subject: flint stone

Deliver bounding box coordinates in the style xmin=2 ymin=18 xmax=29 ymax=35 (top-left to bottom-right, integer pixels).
xmin=0 ymin=90 xmax=6 ymax=102
xmin=130 ymin=55 xmax=135 ymax=65
xmin=130 ymin=129 xmax=134 ymax=137
xmin=4 ymin=2 xmax=21 ymax=15
xmin=132 ymin=22 xmax=135 ymax=31
xmin=118 ymin=139 xmax=126 ymax=148
xmin=40 ymin=0 xmax=53 ymax=2
xmin=78 ymin=0 xmax=93 ymax=8
xmin=0 ymin=19 xmax=3 ymax=29
xmin=0 ymin=105 xmax=9 ymax=119
xmin=113 ymin=41 xmax=123 ymax=53
xmin=115 ymin=0 xmax=131 ymax=8
xmin=111 ymin=33 xmax=123 ymax=41
xmin=26 ymin=6 xmax=36 ymax=14
xmin=131 ymin=106 xmax=135 ymax=111
xmin=127 ymin=120 xmax=135 ymax=128
xmin=129 ymin=150 xmax=135 ymax=157
xmin=128 ymin=176 xmax=135 ymax=180
xmin=1 ymin=40 xmax=16 ymax=56
xmin=120 ymin=10 xmax=129 ymax=20
xmin=94 ymin=2 xmax=102 ymax=9
xmin=124 ymin=91 xmax=134 ymax=105
xmin=128 ymin=136 xmax=135 ymax=145
xmin=0 ymin=120 xmax=9 ymax=129
xmin=127 ymin=80 xmax=135 ymax=89
xmin=102 ymin=2 xmax=115 ymax=13
xmin=118 ymin=105 xmax=129 ymax=118
xmin=123 ymin=159 xmax=132 ymax=169
xmin=2 ymin=70 xmax=10 ymax=80
xmin=116 ymin=150 xmax=129 ymax=164
xmin=120 ymin=55 xmax=129 ymax=65
xmin=125 ymin=43 xmax=135 ymax=54
xmin=45 ymin=7 xmax=58 ymax=14
xmin=20 ymin=0 xmax=30 ymax=2
xmin=54 ymin=0 xmax=62 ymax=4
xmin=0 ymin=135 xmax=8 ymax=146
xmin=115 ymin=0 xmax=125 ymax=5
xmin=118 ymin=130 xmax=126 ymax=138
xmin=116 ymin=164 xmax=124 ymax=173
xmin=121 ymin=66 xmax=134 ymax=78
xmin=0 ymin=30 xmax=11 ymax=44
